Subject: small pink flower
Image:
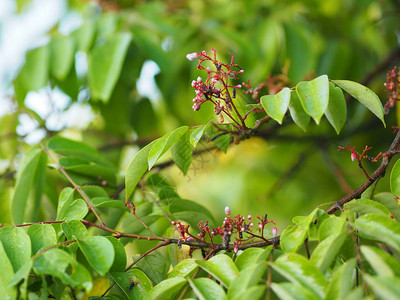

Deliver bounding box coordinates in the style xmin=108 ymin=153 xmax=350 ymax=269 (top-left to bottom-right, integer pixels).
xmin=225 ymin=206 xmax=231 ymax=216
xmin=234 ymin=245 xmax=239 ymax=253
xmin=186 ymin=52 xmax=198 ymax=61
xmin=247 ymin=215 xmax=252 ymax=220
xmin=235 ymin=84 xmax=242 ymax=88
xmin=272 ymin=226 xmax=278 ymax=237
xmin=351 ymin=152 xmax=357 ymax=161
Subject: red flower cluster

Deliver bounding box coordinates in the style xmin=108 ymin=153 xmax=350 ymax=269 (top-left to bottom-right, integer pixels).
xmin=384 ymin=66 xmax=400 ymax=113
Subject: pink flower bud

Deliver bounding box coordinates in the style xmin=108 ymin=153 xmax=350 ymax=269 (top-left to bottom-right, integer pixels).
xmin=186 ymin=52 xmax=198 ymax=61
xmin=197 ymin=76 xmax=202 ymax=83
xmin=171 ymin=221 xmax=176 ymax=225
xmin=351 ymin=152 xmax=357 ymax=161
xmin=225 ymin=206 xmax=231 ymax=215
xmin=272 ymin=226 xmax=278 ymax=237
xmin=249 ymin=223 xmax=254 ymax=227
xmin=239 ymin=70 xmax=244 ymax=73
xmin=211 ymin=49 xmax=216 ymax=54
xmin=236 ymin=84 xmax=242 ymax=88
xmin=247 ymin=215 xmax=252 ymax=220
xmin=259 ymin=223 xmax=263 ymax=230
xmin=191 ymin=80 xmax=197 ymax=87
xmin=234 ymin=245 xmax=239 ymax=253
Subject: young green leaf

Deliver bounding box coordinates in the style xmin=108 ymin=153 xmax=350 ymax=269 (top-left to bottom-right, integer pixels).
xmin=361 ymin=245 xmax=400 ymax=277
xmin=270 ymin=253 xmax=327 ymax=298
xmin=364 ymin=275 xmax=400 ymax=300
xmin=260 ymin=87 xmax=291 ymax=124
xmin=235 ymin=246 xmax=272 ymax=271
xmin=324 ymin=259 xmax=356 ymax=300
xmin=168 ymin=259 xmax=198 ymax=278
xmin=325 ymin=82 xmax=347 ymax=134
xmin=27 ymin=224 xmax=57 ymax=255
xmin=0 ymin=241 xmax=16 ymax=299
xmin=78 ymin=236 xmax=114 ymax=276
xmin=50 ymin=35 xmax=75 ymax=81
xmin=271 ymin=282 xmax=319 ymax=300
xmin=296 ymin=75 xmax=329 ymax=124
xmin=106 ymin=236 xmax=127 ymax=273
xmin=61 ymin=220 xmax=88 ymax=240
xmin=145 ymin=277 xmax=187 ymax=299
xmin=148 ymin=126 xmax=189 ymax=170
xmin=374 ymin=192 xmax=400 ymax=222
xmin=71 ymin=21 xmax=95 ymax=52
xmin=110 ymin=269 xmax=153 ymax=300
xmin=344 ymin=199 xmax=391 ymax=217
xmin=390 ymin=159 xmax=400 ymax=197
xmin=318 ymin=215 xmax=346 ymax=241
xmin=0 ymin=227 xmax=31 ymax=273
xmin=190 ymin=124 xmax=210 ymax=148
xmin=188 ymin=278 xmax=227 ymax=300
xmin=88 ymin=32 xmax=132 ymax=102
xmin=288 ymin=90 xmax=310 ymax=131
xmin=333 ymin=80 xmax=385 ymax=126
xmin=57 ymin=187 xmax=88 ymax=221
xmin=354 ymin=214 xmax=400 ymax=251
xmin=171 ymin=131 xmax=193 ymax=175
xmin=196 ymin=254 xmax=239 ymax=287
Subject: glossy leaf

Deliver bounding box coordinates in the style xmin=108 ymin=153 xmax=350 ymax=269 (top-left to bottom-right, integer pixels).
xmin=235 ymin=246 xmax=272 ymax=271
xmin=50 ymin=35 xmax=75 ymax=81
xmin=33 ymin=248 xmax=92 ymax=291
xmin=57 ymin=187 xmax=88 ymax=221
xmin=288 ymin=91 xmax=310 ymax=131
xmin=310 ymin=232 xmax=347 ymax=273
xmin=190 ymin=124 xmax=209 ymax=148
xmin=111 ymin=269 xmax=152 ymax=300
xmin=355 ymin=214 xmax=400 ymax=251
xmin=360 ymin=246 xmax=400 ymax=276
xmin=325 ymin=259 xmax=356 ymax=300
xmin=333 ymin=80 xmax=385 ymax=126
xmin=296 ymin=75 xmax=329 ymax=124
xmin=134 ymin=251 xmax=167 ymax=285
xmin=0 ymin=241 xmax=16 ymax=299
xmin=318 ymin=215 xmax=346 ymax=241
xmin=71 ymin=21 xmax=95 ymax=52
xmin=0 ymin=227 xmax=31 ymax=272
xmin=62 ymin=220 xmax=88 ymax=240
xmin=188 ymin=278 xmax=227 ymax=300
xmin=148 ymin=126 xmax=189 ymax=170
xmin=325 ymin=82 xmax=347 ymax=134
xmin=92 ymin=197 xmax=128 ymax=210
xmin=27 ymin=224 xmax=57 ymax=255
xmin=260 ymin=87 xmax=291 ymax=124
xmin=271 ymin=282 xmax=319 ymax=300
xmin=11 ymin=147 xmax=43 ymax=224
xmin=344 ymin=198 xmax=391 ymax=216
xmin=171 ymin=131 xmax=193 ymax=175
xmin=8 ymin=259 xmax=32 ymax=286
xmin=233 ymin=285 xmax=266 ymax=300
xmin=78 ymin=236 xmax=115 ymax=275
xmin=88 ymin=32 xmax=132 ymax=102
xmin=106 ymin=236 xmax=127 ymax=273
xmin=228 ymin=262 xmax=268 ymax=299
xmin=364 ymin=275 xmax=400 ymax=300
xmin=168 ymin=259 xmax=198 ymax=278
xmin=374 ymin=192 xmax=400 ymax=222
xmin=146 ymin=277 xmax=186 ymax=299
xmin=125 ymin=141 xmax=156 ymax=201
xmin=270 ymin=253 xmax=327 ymax=298
xmin=390 ymin=159 xmax=400 ymax=197
xmin=196 ymin=254 xmax=239 ymax=287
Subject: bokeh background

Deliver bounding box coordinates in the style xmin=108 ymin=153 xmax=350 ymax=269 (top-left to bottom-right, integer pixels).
xmin=1 ymin=0 xmax=400 ymax=231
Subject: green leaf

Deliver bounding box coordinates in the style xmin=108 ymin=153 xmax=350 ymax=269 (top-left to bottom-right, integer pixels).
xmin=71 ymin=21 xmax=95 ymax=52
xmin=296 ymin=75 xmax=329 ymax=124
xmin=0 ymin=227 xmax=31 ymax=272
xmin=0 ymin=241 xmax=16 ymax=299
xmin=318 ymin=215 xmax=346 ymax=241
xmin=11 ymin=147 xmax=43 ymax=224
xmin=233 ymin=285 xmax=266 ymax=300
xmin=212 ymin=133 xmax=231 ymax=153
xmin=92 ymin=197 xmax=128 ymax=210
xmin=33 ymin=248 xmax=92 ymax=291
xmin=168 ymin=259 xmax=198 ymax=278
xmin=260 ymin=87 xmax=291 ymax=124
xmin=27 ymin=224 xmax=57 ymax=255
xmin=228 ymin=262 xmax=268 ymax=299
xmin=57 ymin=187 xmax=88 ymax=221
xmin=333 ymin=80 xmax=385 ymax=126
xmin=271 ymin=283 xmax=319 ymax=300
xmin=270 ymin=253 xmax=327 ymax=298
xmin=288 ymin=90 xmax=310 ymax=131
xmin=169 ymin=199 xmax=215 ymax=227
xmin=88 ymin=32 xmax=132 ymax=102
xmin=50 ymin=35 xmax=75 ymax=81
xmin=8 ymin=259 xmax=32 ymax=286
xmin=171 ymin=131 xmax=193 ymax=175
xmin=188 ymin=278 xmax=227 ymax=300
xmin=344 ymin=199 xmax=391 ymax=217
xmin=364 ymin=275 xmax=400 ymax=300
xmin=148 ymin=126 xmax=189 ymax=170
xmin=325 ymin=82 xmax=347 ymax=134
xmin=354 ymin=214 xmax=400 ymax=252
xmin=78 ymin=236 xmax=114 ymax=275
xmin=111 ymin=269 xmax=152 ymax=300
xmin=310 ymin=232 xmax=347 ymax=273
xmin=325 ymin=259 xmax=356 ymax=300
xmin=61 ymin=220 xmax=88 ymax=240
xmin=135 ymin=251 xmax=167 ymax=285
xmin=196 ymin=254 xmax=239 ymax=287
xmin=190 ymin=124 xmax=210 ymax=148
xmin=361 ymin=246 xmax=400 ymax=277
xmin=235 ymin=246 xmax=272 ymax=271
xmin=125 ymin=141 xmax=156 ymax=201
xmin=106 ymin=237 xmax=127 ymax=273
xmin=146 ymin=277 xmax=187 ymax=300
xmin=374 ymin=192 xmax=400 ymax=222
xmin=390 ymin=159 xmax=400 ymax=197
